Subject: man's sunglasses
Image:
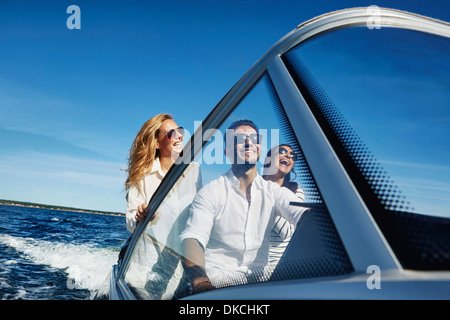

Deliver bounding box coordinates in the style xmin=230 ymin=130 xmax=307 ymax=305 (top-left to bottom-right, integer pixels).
xmin=278 ymin=147 xmax=299 ymax=161
xmin=165 ymin=127 xmax=185 ymax=141
xmin=233 ymin=133 xmax=261 ymax=145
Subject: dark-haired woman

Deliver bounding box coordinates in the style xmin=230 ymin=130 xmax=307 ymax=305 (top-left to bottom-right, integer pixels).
xmin=263 ymin=144 xmax=304 ymax=265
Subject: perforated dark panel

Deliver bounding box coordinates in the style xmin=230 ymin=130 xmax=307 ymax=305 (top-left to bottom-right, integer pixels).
xmin=270 ymin=207 xmax=354 ymax=281
xmin=265 ymin=75 xmax=354 ymax=279
xmin=266 ymin=75 xmax=322 ymax=204
xmin=282 ymin=52 xmax=412 ymax=212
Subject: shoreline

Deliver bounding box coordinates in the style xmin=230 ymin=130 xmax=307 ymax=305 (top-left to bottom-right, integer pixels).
xmin=0 ymin=199 xmax=124 ymax=217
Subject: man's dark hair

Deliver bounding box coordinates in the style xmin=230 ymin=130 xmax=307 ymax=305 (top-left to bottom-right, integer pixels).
xmin=223 ymin=120 xmax=260 ymax=162
xmin=227 ymin=119 xmax=259 ymax=132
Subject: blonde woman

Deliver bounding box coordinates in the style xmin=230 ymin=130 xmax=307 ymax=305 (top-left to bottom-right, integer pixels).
xmin=125 ymin=114 xmax=201 ymax=233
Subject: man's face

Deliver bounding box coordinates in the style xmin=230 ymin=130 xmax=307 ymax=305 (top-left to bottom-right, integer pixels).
xmin=226 ymin=125 xmax=261 ymax=165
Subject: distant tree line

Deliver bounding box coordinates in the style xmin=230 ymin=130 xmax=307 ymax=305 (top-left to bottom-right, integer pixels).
xmin=0 ymin=199 xmax=123 ymax=216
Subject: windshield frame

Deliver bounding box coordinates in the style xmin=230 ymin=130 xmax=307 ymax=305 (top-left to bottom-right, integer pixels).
xmin=115 ymin=7 xmax=450 ymax=297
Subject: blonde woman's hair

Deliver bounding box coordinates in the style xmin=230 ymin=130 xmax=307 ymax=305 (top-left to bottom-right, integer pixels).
xmin=125 ymin=114 xmax=173 ymax=193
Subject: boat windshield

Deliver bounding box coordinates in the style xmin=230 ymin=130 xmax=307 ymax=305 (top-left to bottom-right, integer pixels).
xmin=122 ymin=71 xmax=351 ymax=299
xmin=120 ymin=20 xmax=450 ymax=299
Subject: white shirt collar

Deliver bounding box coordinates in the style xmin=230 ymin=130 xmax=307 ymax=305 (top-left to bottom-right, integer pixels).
xmin=150 ymin=157 xmax=165 ymax=178
xmin=225 ymin=167 xmax=264 ymax=189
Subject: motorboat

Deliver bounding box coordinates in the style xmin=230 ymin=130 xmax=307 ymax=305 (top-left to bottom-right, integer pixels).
xmin=104 ymin=7 xmax=450 ymax=300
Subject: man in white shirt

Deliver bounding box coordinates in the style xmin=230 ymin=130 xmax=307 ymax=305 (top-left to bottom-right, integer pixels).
xmin=180 ymin=120 xmax=308 ymax=293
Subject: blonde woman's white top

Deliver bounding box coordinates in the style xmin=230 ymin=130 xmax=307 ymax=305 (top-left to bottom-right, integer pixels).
xmin=126 ymin=158 xmax=202 ymax=234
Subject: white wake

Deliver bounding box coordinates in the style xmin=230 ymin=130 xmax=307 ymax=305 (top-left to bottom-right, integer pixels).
xmin=0 ymin=233 xmax=118 ymax=298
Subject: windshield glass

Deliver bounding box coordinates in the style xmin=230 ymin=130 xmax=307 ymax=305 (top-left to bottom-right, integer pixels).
xmin=286 ymin=27 xmax=450 ymax=218
xmin=122 ymin=73 xmax=351 ymax=299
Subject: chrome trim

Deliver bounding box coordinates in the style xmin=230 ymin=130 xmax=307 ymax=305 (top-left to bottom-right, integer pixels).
xmin=116 ymin=277 xmax=136 ymax=300
xmin=182 ymin=269 xmax=450 ymax=300
xmin=109 ymin=264 xmax=120 ymax=299
xmin=267 ymin=56 xmax=400 ymax=271
xmin=110 ymin=264 xmax=136 ymax=300
xmin=272 ymin=7 xmax=450 ymax=57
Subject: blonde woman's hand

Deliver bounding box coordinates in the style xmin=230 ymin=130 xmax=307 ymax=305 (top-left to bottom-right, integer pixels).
xmin=135 ymin=203 xmax=148 ymax=221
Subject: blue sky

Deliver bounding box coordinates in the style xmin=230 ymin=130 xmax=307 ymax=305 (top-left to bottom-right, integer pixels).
xmin=0 ymin=0 xmax=449 ymax=213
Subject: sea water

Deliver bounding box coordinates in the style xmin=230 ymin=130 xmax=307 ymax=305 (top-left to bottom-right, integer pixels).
xmin=0 ymin=204 xmax=129 ymax=300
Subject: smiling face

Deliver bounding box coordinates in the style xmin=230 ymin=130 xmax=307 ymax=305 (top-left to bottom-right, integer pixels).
xmin=263 ymin=145 xmax=296 ymax=179
xmin=225 ymin=125 xmax=261 ymax=165
xmin=274 ymin=145 xmax=295 ymax=177
xmin=156 ymin=119 xmax=184 ymax=159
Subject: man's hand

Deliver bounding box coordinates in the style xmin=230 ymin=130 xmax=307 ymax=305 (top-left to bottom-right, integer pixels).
xmin=182 ymin=238 xmax=215 ymax=294
xmin=184 ymin=264 xmax=215 ymax=294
